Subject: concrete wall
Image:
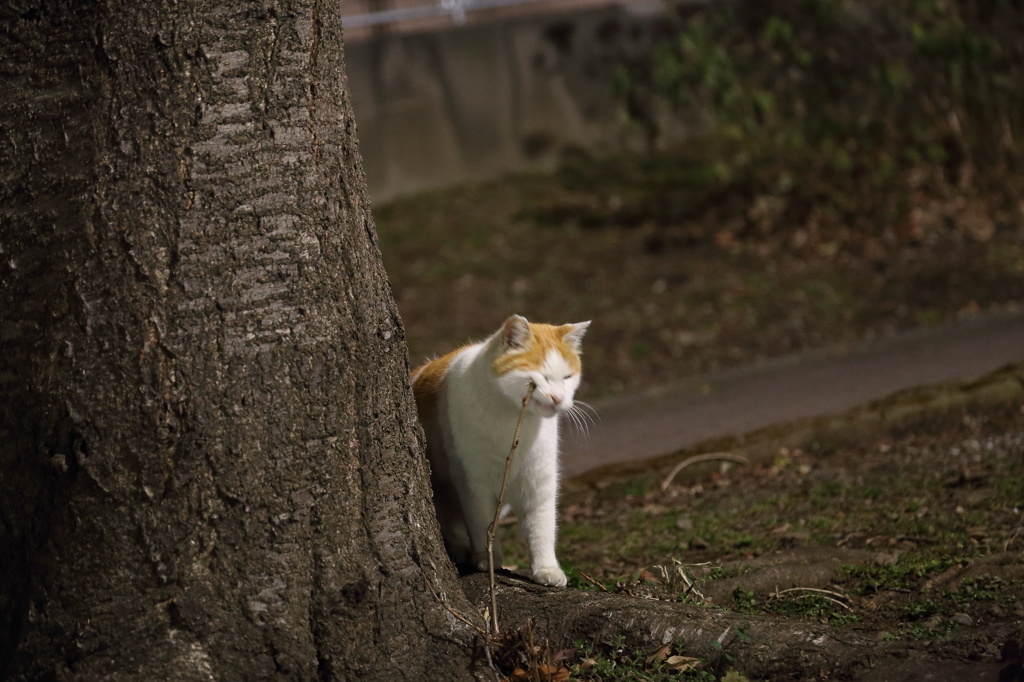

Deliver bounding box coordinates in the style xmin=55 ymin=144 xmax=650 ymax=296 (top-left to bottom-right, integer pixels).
xmin=345 ymin=2 xmax=677 ymax=202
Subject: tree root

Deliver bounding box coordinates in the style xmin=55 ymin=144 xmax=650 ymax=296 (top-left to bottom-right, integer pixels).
xmin=459 ymin=573 xmax=1012 ymax=680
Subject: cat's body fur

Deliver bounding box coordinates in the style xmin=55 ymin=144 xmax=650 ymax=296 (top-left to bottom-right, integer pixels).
xmin=412 ymin=315 xmax=590 ymax=587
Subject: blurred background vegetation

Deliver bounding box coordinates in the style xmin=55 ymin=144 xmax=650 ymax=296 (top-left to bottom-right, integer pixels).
xmin=612 ymin=0 xmax=1023 ymax=239
xmin=376 ymin=0 xmax=1024 ymax=398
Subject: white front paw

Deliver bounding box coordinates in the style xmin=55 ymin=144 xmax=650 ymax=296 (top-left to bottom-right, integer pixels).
xmin=532 ymin=565 xmax=567 ymax=587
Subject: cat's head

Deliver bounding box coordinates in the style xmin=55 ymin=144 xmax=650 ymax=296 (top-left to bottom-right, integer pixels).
xmin=490 ymin=314 xmax=590 ymax=418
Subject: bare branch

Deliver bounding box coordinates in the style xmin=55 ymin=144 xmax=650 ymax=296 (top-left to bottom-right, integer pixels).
xmin=770 ymin=587 xmax=852 ymax=611
xmin=487 ymin=382 xmax=536 ymax=635
xmin=661 ymin=452 xmax=749 ymax=490
xmin=577 ymin=569 xmax=610 ymax=593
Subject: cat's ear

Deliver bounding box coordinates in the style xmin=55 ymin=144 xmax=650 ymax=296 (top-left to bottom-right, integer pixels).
xmin=561 ymin=321 xmax=590 ymax=352
xmin=500 ymin=315 xmax=532 ymax=350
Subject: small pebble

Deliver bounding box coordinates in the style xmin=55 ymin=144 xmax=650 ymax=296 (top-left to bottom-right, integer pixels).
xmin=873 ymin=551 xmax=900 ymax=567
xmin=951 ymin=613 xmax=973 ymax=626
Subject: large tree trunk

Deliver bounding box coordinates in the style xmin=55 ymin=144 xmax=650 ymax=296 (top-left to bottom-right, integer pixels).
xmin=0 ymin=1 xmax=476 ymax=679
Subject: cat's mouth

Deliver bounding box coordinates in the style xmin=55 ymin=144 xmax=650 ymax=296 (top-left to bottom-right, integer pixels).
xmin=531 ymin=398 xmax=561 ymax=417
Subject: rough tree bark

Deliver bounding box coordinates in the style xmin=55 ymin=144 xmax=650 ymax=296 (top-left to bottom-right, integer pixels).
xmin=0 ymin=1 xmax=478 ymax=679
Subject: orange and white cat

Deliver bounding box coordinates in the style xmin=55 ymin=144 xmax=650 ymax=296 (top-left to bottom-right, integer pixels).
xmin=412 ymin=315 xmax=590 ymax=587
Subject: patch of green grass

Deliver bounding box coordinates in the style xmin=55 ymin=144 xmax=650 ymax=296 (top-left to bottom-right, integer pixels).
xmin=947 ymin=575 xmax=1020 ymax=607
xmin=621 ymin=531 xmax=686 ymax=562
xmin=805 ymin=515 xmax=838 ymax=533
xmin=806 ymin=439 xmax=841 ymax=457
xmin=993 ymin=473 xmax=1024 ymax=499
xmin=691 ymin=515 xmax=766 ymax=553
xmin=605 ymin=479 xmax=649 ymax=499
xmin=731 ymin=588 xmax=759 ymax=614
xmin=570 ymin=636 xmax=721 ymax=681
xmin=902 ymin=497 xmax=926 ymax=513
xmin=900 ymin=598 xmax=941 ymax=621
xmin=855 ymin=485 xmax=885 ymax=500
xmin=776 ymin=597 xmax=859 ymax=625
xmin=841 ymin=554 xmax=962 ymax=596
xmin=561 ymin=522 xmax=612 ymax=546
xmin=828 ymin=611 xmax=860 ymax=625
xmin=573 ymin=634 xmax=700 ymax=675
xmin=882 ymin=619 xmax=956 ymax=642
xmin=728 ymin=589 xmax=858 ymax=625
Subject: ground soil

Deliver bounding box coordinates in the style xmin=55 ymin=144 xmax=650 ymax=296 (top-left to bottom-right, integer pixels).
xmin=485 ymin=383 xmax=1024 ymax=680
xmin=564 ymin=393 xmax=1022 ymax=625
xmin=374 ymin=153 xmax=1024 ymax=679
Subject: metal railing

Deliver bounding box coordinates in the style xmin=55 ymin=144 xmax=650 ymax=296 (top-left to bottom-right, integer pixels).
xmin=342 ymin=0 xmax=703 ymax=30
xmin=342 ymin=0 xmax=608 ymax=28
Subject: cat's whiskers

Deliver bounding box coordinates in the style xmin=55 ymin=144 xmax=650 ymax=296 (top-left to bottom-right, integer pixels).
xmin=574 ymin=400 xmax=599 ymax=425
xmin=562 ymin=401 xmax=596 ymax=437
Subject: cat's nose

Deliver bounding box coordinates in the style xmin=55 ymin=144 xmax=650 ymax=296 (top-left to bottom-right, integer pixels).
xmin=549 ymin=394 xmax=562 ymax=405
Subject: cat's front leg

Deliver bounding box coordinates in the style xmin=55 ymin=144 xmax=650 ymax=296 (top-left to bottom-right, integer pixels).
xmin=459 ymin=487 xmax=502 ymax=573
xmin=514 ymin=460 xmax=567 ymax=587
xmin=472 ymin=541 xmax=502 ymax=574
xmin=471 ymin=527 xmax=502 ymax=574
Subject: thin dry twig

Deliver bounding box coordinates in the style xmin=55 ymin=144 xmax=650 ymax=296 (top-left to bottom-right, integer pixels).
xmin=487 ymin=382 xmax=536 ymax=636
xmin=661 ymin=452 xmax=749 ymax=490
xmin=671 ymin=561 xmax=707 ymax=602
xmin=577 ymin=569 xmax=610 ymax=593
xmin=649 ymin=561 xmax=708 ymax=602
xmin=1005 ymin=526 xmax=1021 ymax=552
xmin=527 ymin=622 xmax=540 ymax=682
xmin=770 ymin=586 xmax=852 ymax=611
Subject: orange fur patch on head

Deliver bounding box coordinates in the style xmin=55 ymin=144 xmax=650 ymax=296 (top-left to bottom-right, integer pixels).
xmin=492 ymin=323 xmax=582 ymax=376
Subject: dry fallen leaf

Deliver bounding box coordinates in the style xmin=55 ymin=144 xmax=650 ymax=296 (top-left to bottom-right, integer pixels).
xmin=538 ymin=663 xmax=571 ymax=682
xmin=646 ymin=643 xmax=672 ymax=664
xmin=666 ymin=655 xmax=702 ymax=671
xmin=639 ymin=569 xmax=663 ymax=585
xmin=505 ymin=667 xmax=529 ymax=682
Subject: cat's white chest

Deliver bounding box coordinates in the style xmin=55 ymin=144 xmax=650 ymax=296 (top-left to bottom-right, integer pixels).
xmin=446 ymin=348 xmax=552 ymax=467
